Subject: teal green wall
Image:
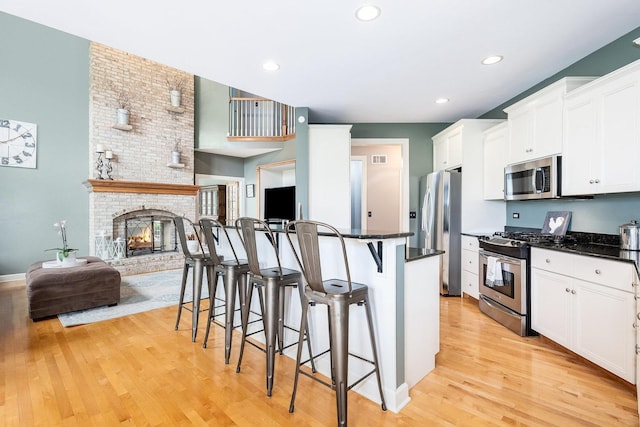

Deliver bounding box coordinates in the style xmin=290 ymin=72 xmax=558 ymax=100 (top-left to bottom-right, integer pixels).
xmin=0 ymin=12 xmax=90 ymax=275
xmin=481 ymin=26 xmax=640 ymax=234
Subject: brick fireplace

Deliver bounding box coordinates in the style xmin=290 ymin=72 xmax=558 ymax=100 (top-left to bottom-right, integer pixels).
xmin=86 ymin=43 xmax=196 ymax=276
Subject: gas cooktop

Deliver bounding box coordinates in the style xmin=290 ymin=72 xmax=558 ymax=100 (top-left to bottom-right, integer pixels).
xmin=479 ymin=231 xmax=578 ymax=259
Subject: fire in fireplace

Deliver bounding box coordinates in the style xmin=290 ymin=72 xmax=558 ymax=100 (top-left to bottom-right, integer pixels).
xmin=125 ymin=215 xmax=177 ymax=257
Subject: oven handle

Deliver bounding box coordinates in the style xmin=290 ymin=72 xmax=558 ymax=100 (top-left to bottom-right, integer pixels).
xmin=479 ymin=249 xmax=523 ymax=266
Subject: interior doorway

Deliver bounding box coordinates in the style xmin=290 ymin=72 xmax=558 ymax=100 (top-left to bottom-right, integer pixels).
xmin=351 ymin=139 xmax=408 ymax=231
xmin=195 ymin=174 xmax=245 ymax=221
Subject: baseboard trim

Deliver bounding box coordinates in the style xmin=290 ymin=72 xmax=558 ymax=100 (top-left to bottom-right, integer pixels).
xmin=1 ymin=273 xmax=25 ymax=283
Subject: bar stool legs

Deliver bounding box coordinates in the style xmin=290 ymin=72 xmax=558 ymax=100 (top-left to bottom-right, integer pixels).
xmin=289 ymin=293 xmax=387 ymax=427
xmin=202 ymin=266 xmax=248 ymax=365
xmin=174 ymin=263 xmax=190 ymax=331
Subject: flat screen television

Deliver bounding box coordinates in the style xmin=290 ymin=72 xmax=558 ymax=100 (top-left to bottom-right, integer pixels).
xmin=264 ymin=186 xmax=296 ymax=221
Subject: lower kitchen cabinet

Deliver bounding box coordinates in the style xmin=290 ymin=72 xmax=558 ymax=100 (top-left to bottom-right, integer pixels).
xmin=531 ymin=248 xmax=636 ymax=383
xmin=461 ymin=235 xmax=479 ymax=299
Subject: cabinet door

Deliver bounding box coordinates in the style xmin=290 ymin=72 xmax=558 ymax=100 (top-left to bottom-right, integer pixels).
xmin=562 ymin=95 xmax=599 ymax=196
xmin=530 ymin=267 xmax=572 ymax=346
xmin=573 ymin=279 xmax=636 ymax=383
xmin=597 ymin=77 xmax=640 ymax=194
xmin=532 ymin=94 xmax=563 ymax=159
xmin=507 ymin=108 xmax=534 ymax=164
xmin=483 ymin=124 xmax=507 ymax=200
xmin=446 ymin=129 xmax=463 ymax=170
xmin=433 ymin=137 xmax=447 ymax=171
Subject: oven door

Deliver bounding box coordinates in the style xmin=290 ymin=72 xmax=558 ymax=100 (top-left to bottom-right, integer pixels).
xmin=478 ymin=249 xmax=527 ymax=314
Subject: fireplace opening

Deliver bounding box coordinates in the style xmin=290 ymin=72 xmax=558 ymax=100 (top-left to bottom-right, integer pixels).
xmin=124 ymin=215 xmax=177 ymax=257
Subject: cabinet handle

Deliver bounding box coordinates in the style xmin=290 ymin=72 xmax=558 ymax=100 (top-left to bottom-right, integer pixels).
xmin=634 ymin=323 xmax=639 ymax=329
xmin=595 ymin=179 xmax=600 ymax=184
xmin=637 ymin=312 xmax=640 ymax=320
xmin=571 ymin=289 xmax=576 ymax=295
xmin=589 ymin=179 xmax=594 ymax=184
xmin=545 ymin=259 xmax=550 ymax=263
xmin=565 ymin=288 xmax=571 ymax=293
xmin=595 ymin=269 xmax=601 ymax=275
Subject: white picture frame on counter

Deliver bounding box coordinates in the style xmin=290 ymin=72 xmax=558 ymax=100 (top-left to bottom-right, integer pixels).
xmin=541 ymin=211 xmax=571 ymax=235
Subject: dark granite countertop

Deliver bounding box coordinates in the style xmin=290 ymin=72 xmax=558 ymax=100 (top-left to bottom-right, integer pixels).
xmin=218 ymin=220 xmax=412 ymax=240
xmin=405 ymin=247 xmax=445 ymax=262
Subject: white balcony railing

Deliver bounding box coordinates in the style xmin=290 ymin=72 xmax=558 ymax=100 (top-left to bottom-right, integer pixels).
xmin=228 ymin=97 xmax=296 ymax=141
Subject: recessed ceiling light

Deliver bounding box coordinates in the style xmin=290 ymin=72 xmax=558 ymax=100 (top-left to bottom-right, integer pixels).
xmin=262 ymin=61 xmax=280 ymax=71
xmin=633 ymin=37 xmax=640 ymax=47
xmin=481 ymin=55 xmax=503 ymax=65
xmin=355 ymin=5 xmax=381 ymax=21
xmin=435 ymin=98 xmax=449 ymax=104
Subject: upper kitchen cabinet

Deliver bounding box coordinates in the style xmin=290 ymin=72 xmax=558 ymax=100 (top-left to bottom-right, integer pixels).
xmin=432 ymin=126 xmax=462 ymax=171
xmin=432 ymin=119 xmax=505 ymax=233
xmin=504 ymin=77 xmax=596 ymax=165
xmin=482 ymin=122 xmax=508 ymax=200
xmin=563 ymin=59 xmax=640 ymax=196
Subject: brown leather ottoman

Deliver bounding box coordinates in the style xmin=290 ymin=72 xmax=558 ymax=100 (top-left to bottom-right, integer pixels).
xmin=26 ymin=256 xmax=121 ymax=320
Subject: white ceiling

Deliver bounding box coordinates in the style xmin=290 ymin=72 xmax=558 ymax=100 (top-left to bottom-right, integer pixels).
xmin=2 ymin=1 xmax=640 ymax=125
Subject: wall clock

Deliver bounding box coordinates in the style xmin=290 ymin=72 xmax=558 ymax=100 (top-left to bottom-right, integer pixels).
xmin=0 ymin=119 xmax=37 ymax=169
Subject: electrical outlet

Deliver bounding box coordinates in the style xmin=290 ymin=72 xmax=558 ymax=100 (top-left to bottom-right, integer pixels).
xmin=512 ymin=212 xmax=520 ymax=219
xmin=409 ymin=211 xmax=416 ymax=219
xmin=368 ymin=211 xmax=372 ymax=217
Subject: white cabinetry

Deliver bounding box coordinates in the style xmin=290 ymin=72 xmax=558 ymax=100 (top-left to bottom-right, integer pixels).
xmin=504 ymin=77 xmax=595 ymax=165
xmin=530 ymin=248 xmax=636 ymax=383
xmin=482 ymin=122 xmax=508 ymax=200
xmin=562 ymin=59 xmax=640 ymax=196
xmin=461 ymin=235 xmax=479 ymax=299
xmin=432 ymin=119 xmax=506 ymax=233
xmin=433 ymin=126 xmax=462 ymax=171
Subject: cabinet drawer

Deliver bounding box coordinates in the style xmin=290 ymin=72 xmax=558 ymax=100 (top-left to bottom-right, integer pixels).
xmin=462 ymin=249 xmax=479 ymax=273
xmin=530 ymin=248 xmax=574 ymax=276
xmin=571 ymin=255 xmax=635 ymax=293
xmin=461 ymin=235 xmax=479 ymax=251
xmin=462 ymin=270 xmax=479 ymax=299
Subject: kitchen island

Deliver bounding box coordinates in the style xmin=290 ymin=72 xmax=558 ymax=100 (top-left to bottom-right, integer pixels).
xmin=211 ymin=224 xmax=443 ymax=413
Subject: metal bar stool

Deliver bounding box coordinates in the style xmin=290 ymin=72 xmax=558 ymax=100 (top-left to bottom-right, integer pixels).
xmin=234 ymin=217 xmax=314 ymax=397
xmin=173 ymin=216 xmax=217 ymax=342
xmin=200 ymin=218 xmax=250 ymax=364
xmin=285 ymin=220 xmax=387 ymax=427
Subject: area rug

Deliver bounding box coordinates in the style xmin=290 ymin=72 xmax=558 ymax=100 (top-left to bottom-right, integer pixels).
xmin=57 ymin=268 xmax=209 ymax=327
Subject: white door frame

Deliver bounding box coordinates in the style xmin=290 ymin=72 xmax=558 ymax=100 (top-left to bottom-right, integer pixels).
xmin=350 ymin=155 xmax=368 ymax=229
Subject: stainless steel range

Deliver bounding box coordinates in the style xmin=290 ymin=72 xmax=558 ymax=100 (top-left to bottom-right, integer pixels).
xmin=477 ymin=231 xmax=569 ymax=336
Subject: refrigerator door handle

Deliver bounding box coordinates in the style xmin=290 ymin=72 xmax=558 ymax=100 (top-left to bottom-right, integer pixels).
xmin=423 ymin=189 xmax=432 ymax=237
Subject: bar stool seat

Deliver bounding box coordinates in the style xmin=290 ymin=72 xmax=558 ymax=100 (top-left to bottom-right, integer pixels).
xmin=200 ymin=218 xmax=250 ymax=364
xmin=286 ymin=220 xmax=387 ymax=427
xmin=173 ymin=216 xmax=217 ymax=343
xmin=234 ymin=217 xmax=314 ymax=397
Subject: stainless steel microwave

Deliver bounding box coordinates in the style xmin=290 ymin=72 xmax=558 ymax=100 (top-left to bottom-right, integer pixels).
xmin=504 ymin=155 xmax=561 ymax=200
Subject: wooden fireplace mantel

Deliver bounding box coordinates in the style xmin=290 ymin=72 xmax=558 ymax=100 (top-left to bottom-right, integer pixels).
xmin=84 ymin=179 xmax=200 ymax=196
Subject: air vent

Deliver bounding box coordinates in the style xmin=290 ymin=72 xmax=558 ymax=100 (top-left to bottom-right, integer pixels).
xmin=371 ymin=155 xmax=387 ymax=165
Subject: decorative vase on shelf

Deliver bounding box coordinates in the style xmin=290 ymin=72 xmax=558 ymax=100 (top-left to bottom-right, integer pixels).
xmin=117 ymin=108 xmax=130 ymax=125
xmin=170 ymin=90 xmax=181 ymax=107
xmin=171 ymin=150 xmax=181 ymax=164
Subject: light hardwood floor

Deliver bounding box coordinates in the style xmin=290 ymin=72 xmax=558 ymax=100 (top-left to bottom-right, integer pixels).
xmin=1 ymin=279 xmax=638 ymax=426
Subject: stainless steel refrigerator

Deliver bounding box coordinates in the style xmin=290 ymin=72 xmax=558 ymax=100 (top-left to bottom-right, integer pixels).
xmin=419 ymin=170 xmax=462 ymax=296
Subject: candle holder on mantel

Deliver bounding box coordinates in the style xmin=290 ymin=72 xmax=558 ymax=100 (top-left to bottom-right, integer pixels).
xmin=95 ymin=144 xmax=114 ymax=180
